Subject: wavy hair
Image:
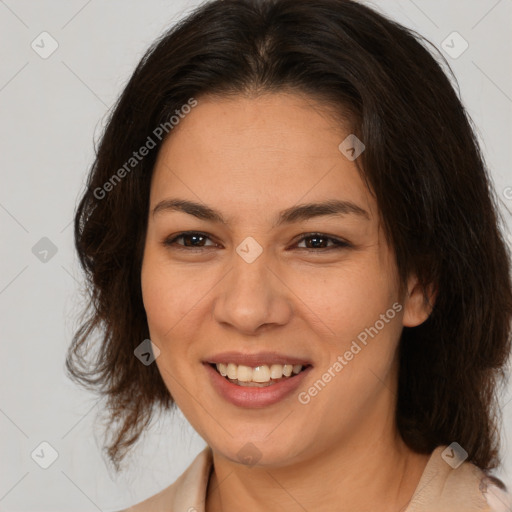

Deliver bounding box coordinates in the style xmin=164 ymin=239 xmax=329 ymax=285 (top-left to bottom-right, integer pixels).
xmin=66 ymin=0 xmax=512 ymax=473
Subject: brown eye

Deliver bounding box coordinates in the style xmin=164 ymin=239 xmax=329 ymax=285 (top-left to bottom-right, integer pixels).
xmin=163 ymin=231 xmax=217 ymax=249
xmin=295 ymin=233 xmax=350 ymax=250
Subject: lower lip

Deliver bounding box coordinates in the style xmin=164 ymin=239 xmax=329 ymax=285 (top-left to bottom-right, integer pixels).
xmin=204 ymin=363 xmax=312 ymax=408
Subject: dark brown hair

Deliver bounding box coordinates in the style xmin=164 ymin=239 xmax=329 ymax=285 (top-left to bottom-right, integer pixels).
xmin=66 ymin=0 xmax=512 ymax=473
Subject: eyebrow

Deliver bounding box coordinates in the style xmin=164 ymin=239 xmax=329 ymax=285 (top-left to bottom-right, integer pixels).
xmin=152 ymin=198 xmax=370 ymax=226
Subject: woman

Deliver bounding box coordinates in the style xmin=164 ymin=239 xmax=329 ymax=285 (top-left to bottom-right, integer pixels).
xmin=66 ymin=0 xmax=512 ymax=510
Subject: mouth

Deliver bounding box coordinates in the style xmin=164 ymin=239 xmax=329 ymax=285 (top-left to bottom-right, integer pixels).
xmin=203 ymin=351 xmax=313 ymax=407
xmin=204 ymin=361 xmax=313 ymax=407
xmin=209 ymin=362 xmax=311 ymax=387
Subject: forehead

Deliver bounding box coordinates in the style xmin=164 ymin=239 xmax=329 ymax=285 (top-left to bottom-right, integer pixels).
xmin=150 ymin=92 xmax=376 ymax=222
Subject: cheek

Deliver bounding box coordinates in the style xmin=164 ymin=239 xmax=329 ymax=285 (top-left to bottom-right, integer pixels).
xmin=141 ymin=250 xmax=186 ymax=347
xmin=140 ymin=249 xmax=218 ymax=378
xmin=141 ymin=249 xmax=200 ymax=334
xmin=141 ymin=272 xmax=175 ymax=334
xmin=295 ymin=255 xmax=402 ymax=403
xmin=140 ymin=257 xmax=196 ymax=399
xmin=288 ymin=257 xmax=397 ymax=339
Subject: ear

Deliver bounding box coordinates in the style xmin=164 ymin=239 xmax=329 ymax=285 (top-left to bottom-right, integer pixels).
xmin=402 ymin=274 xmax=436 ymax=328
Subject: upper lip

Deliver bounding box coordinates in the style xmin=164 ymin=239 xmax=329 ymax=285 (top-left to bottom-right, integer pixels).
xmin=204 ymin=351 xmax=312 ymax=367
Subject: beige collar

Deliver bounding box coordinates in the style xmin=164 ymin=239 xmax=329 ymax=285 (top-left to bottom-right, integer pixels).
xmin=403 ymin=445 xmax=493 ymax=511
xmin=124 ymin=444 xmax=504 ymax=511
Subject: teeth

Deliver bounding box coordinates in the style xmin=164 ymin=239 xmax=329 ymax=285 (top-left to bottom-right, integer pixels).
xmin=237 ymin=365 xmax=253 ymax=382
xmin=270 ymin=364 xmax=283 ymax=379
xmin=227 ymin=363 xmax=237 ymax=380
xmin=214 ymin=362 xmax=305 ymax=384
xmin=252 ymin=365 xmax=270 ymax=383
xmin=282 ymin=364 xmax=292 ymax=377
xmin=292 ymin=364 xmax=302 ymax=374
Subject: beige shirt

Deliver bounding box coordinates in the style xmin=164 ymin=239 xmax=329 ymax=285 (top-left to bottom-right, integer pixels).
xmin=122 ymin=445 xmax=512 ymax=511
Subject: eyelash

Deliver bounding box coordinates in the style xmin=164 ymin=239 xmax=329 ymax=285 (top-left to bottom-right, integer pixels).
xmin=162 ymin=231 xmax=351 ymax=252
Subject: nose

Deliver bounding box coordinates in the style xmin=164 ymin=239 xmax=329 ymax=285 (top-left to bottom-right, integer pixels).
xmin=212 ymin=250 xmax=293 ymax=335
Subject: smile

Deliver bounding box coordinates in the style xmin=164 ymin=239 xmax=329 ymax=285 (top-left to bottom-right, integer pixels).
xmin=213 ymin=362 xmax=306 ymax=387
xmin=204 ymin=361 xmax=313 ymax=407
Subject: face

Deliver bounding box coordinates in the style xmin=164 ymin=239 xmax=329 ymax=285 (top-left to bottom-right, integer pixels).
xmin=141 ymin=92 xmax=429 ymax=467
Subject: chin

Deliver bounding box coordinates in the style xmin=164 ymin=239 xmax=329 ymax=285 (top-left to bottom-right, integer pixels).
xmin=207 ymin=433 xmax=308 ymax=468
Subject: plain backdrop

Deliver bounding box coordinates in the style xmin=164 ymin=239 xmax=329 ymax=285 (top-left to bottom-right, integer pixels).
xmin=1 ymin=0 xmax=511 ymax=510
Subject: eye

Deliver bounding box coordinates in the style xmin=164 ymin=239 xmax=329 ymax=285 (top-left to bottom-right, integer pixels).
xmin=162 ymin=231 xmax=350 ymax=251
xmin=163 ymin=231 xmax=218 ymax=249
xmin=293 ymin=233 xmax=351 ymax=251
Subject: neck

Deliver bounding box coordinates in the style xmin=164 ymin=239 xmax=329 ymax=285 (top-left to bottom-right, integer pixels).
xmin=205 ymin=411 xmax=429 ymax=512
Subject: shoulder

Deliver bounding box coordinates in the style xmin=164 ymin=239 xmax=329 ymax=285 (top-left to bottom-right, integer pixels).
xmin=480 ymin=475 xmax=512 ymax=512
xmin=407 ymin=445 xmax=512 ymax=511
xmin=116 ymin=446 xmax=213 ymax=512
xmin=116 ymin=483 xmax=176 ymax=512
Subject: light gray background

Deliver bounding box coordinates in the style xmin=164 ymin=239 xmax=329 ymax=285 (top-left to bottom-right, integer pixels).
xmin=1 ymin=1 xmax=511 ymax=510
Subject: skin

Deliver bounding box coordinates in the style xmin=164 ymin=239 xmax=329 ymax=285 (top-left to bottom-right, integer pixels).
xmin=140 ymin=92 xmax=433 ymax=512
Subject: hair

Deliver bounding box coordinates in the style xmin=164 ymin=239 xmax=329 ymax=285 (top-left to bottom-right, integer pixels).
xmin=66 ymin=0 xmax=512 ymax=474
